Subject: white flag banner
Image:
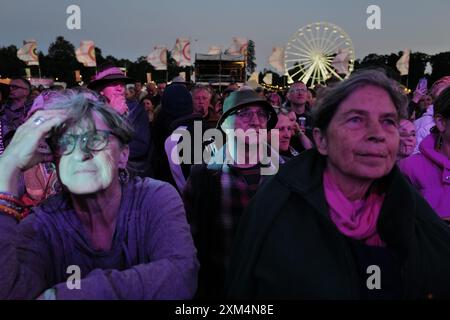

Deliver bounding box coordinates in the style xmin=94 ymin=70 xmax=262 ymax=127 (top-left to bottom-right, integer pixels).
xmin=225 ymin=37 xmax=248 ymax=56
xmin=147 ymin=46 xmax=168 ymax=70
xmin=248 ymin=72 xmax=259 ymax=83
xmin=172 ymin=38 xmax=191 ymax=67
xmin=424 ymin=61 xmax=433 ymax=75
xmin=75 ymin=40 xmax=97 ymax=67
xmin=17 ymin=40 xmax=39 ymax=66
xmin=332 ymin=48 xmax=351 ymax=75
xmin=208 ymin=46 xmax=222 ymax=55
xmin=263 ymin=73 xmax=273 ymax=85
xmin=396 ymin=49 xmax=411 ymax=76
xmin=269 ymin=47 xmax=285 ymax=74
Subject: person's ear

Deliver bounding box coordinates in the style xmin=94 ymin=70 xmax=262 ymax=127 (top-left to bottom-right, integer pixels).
xmin=118 ymin=145 xmax=130 ymax=169
xmin=313 ymin=127 xmax=328 ymax=156
xmin=435 ymin=115 xmax=447 ymax=133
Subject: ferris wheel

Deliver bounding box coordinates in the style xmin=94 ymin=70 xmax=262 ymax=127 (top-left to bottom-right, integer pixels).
xmin=284 ymin=22 xmax=355 ymax=87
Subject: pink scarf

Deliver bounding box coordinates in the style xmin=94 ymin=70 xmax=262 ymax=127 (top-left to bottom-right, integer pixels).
xmin=323 ymin=169 xmax=385 ymax=247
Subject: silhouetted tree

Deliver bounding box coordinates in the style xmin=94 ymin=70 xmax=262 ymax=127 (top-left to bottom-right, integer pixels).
xmin=246 ymin=40 xmax=257 ymax=74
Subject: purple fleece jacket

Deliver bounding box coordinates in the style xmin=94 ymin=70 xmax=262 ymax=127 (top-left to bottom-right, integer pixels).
xmin=0 ymin=177 xmax=199 ymax=299
xmin=399 ymin=134 xmax=450 ymax=219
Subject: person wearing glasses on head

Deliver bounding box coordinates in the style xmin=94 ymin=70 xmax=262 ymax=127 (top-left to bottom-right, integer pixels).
xmin=183 ymin=89 xmax=278 ymax=299
xmin=0 ymin=89 xmax=198 ymax=300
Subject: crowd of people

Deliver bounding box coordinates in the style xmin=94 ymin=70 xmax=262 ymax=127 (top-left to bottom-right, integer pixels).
xmin=0 ymin=63 xmax=449 ymax=299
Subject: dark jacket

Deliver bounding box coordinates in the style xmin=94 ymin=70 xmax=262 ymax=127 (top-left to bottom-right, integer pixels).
xmin=126 ymin=100 xmax=152 ymax=177
xmin=226 ymin=149 xmax=450 ymax=299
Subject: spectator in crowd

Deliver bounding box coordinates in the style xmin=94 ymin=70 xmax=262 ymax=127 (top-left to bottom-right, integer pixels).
xmin=414 ymin=76 xmax=450 ymax=152
xmin=192 ymin=84 xmax=212 ymax=117
xmin=153 ymin=82 xmax=166 ymax=107
xmin=0 ymin=89 xmax=198 ymax=299
xmin=397 ymin=119 xmax=417 ymax=161
xmin=30 ymin=87 xmax=41 ymax=101
xmin=271 ymin=107 xmax=312 ymax=162
xmin=134 ymin=80 xmax=147 ymax=101
xmin=192 ymin=84 xmax=219 ymax=128
xmin=184 ymin=89 xmax=277 ymax=299
xmin=0 ymin=78 xmax=32 ymax=153
xmin=267 ymin=92 xmax=282 ymax=109
xmin=399 ymin=86 xmax=450 ymax=220
xmin=226 ymin=69 xmax=450 ymax=299
xmin=417 ymin=95 xmax=433 ymax=118
xmin=284 ymin=82 xmax=314 ymax=143
xmin=141 ymin=95 xmax=155 ymax=123
xmin=88 ymin=63 xmax=152 ymax=177
xmin=0 ymin=82 xmax=9 ymax=106
xmin=151 ymin=83 xmax=211 ymax=192
xmin=125 ymin=86 xmax=136 ymax=102
xmin=255 ymin=86 xmax=265 ymax=98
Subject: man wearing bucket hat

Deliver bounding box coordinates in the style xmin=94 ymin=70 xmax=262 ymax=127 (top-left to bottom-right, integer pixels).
xmin=183 ymin=89 xmax=278 ymax=299
xmin=88 ymin=63 xmax=152 ymax=177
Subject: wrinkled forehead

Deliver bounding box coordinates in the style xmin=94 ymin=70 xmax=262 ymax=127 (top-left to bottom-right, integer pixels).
xmin=275 ymin=113 xmax=291 ymax=127
xmin=65 ymin=111 xmax=110 ymax=134
xmin=289 ymin=83 xmax=307 ymax=91
xmin=193 ymin=88 xmax=211 ymax=96
xmin=240 ymin=104 xmax=265 ymax=112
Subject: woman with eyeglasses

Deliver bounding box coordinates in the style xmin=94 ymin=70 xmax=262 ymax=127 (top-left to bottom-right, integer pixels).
xmin=0 ymin=89 xmax=198 ymax=299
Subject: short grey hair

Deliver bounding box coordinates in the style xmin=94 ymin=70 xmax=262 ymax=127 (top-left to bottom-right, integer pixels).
xmin=191 ymin=84 xmax=213 ymax=97
xmin=44 ymin=88 xmax=134 ymax=146
xmin=313 ymin=69 xmax=408 ymax=132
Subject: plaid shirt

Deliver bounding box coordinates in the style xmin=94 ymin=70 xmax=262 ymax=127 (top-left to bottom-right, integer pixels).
xmin=183 ymin=144 xmax=278 ymax=298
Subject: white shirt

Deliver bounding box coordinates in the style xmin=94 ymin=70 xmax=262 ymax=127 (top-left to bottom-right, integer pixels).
xmin=414 ymin=105 xmax=435 ymax=154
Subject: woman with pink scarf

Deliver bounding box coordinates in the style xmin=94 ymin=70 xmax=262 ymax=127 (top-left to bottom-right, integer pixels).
xmin=226 ymin=70 xmax=450 ymax=299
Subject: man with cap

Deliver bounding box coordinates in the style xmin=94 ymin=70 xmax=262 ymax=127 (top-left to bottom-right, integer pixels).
xmin=88 ymin=63 xmax=152 ymax=177
xmin=183 ymin=89 xmax=278 ymax=299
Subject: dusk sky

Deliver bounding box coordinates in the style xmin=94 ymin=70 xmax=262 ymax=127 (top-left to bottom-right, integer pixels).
xmin=1 ymin=0 xmax=450 ymax=71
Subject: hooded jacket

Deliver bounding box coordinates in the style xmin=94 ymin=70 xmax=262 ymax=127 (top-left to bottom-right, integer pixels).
xmin=226 ymin=149 xmax=450 ymax=299
xmin=399 ymin=134 xmax=450 ymax=219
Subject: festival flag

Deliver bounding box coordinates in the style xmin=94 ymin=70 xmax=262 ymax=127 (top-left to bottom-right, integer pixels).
xmin=208 ymin=46 xmax=222 ymax=55
xmin=396 ymin=49 xmax=411 ymax=76
xmin=147 ymin=46 xmax=168 ymax=70
xmin=268 ymin=47 xmax=285 ymax=74
xmin=172 ymin=38 xmax=191 ymax=67
xmin=424 ymin=62 xmax=433 ymax=75
xmin=75 ymin=41 xmax=97 ymax=67
xmin=263 ymin=73 xmax=273 ymax=85
xmin=225 ymin=37 xmax=248 ymax=56
xmin=17 ymin=40 xmax=39 ymax=66
xmin=332 ymin=48 xmax=351 ymax=75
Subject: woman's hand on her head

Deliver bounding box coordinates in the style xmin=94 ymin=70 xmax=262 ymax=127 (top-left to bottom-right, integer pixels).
xmin=1 ymin=109 xmax=69 ymax=171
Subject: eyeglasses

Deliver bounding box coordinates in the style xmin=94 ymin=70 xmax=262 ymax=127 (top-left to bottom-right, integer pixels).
xmin=51 ymin=130 xmax=118 ymax=156
xmin=232 ymin=108 xmax=270 ymax=123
